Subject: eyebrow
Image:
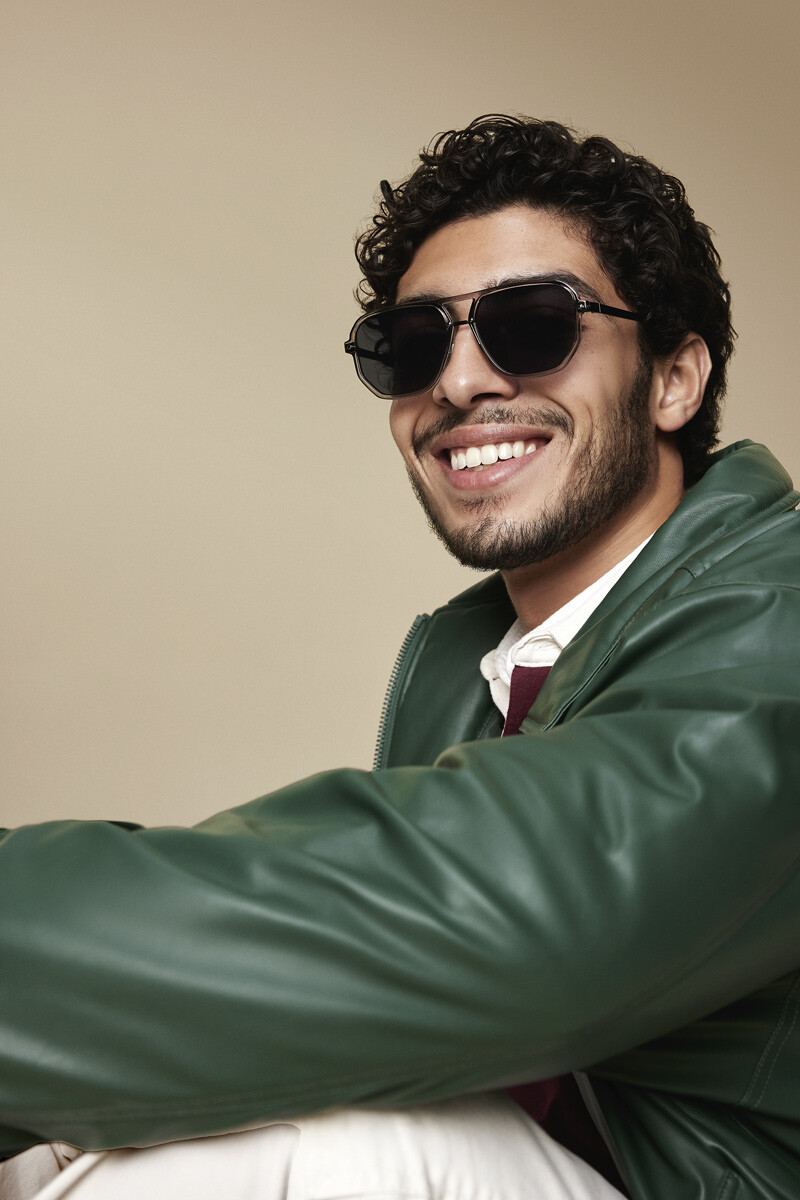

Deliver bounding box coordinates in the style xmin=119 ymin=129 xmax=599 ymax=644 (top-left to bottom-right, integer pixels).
xmin=398 ymin=271 xmax=605 ymax=307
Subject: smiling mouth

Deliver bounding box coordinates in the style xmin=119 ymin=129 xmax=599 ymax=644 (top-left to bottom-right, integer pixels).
xmin=446 ymin=439 xmax=542 ymax=471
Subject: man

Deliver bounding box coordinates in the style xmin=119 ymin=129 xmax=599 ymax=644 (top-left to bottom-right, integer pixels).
xmin=1 ymin=116 xmax=798 ymax=1199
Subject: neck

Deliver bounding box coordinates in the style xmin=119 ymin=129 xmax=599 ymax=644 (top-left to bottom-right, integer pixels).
xmin=503 ymin=443 xmax=686 ymax=629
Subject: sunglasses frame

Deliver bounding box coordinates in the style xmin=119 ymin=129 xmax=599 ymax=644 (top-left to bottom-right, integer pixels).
xmin=344 ymin=280 xmax=640 ymax=399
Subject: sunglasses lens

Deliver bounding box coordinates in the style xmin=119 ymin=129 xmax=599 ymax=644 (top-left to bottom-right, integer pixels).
xmin=353 ymin=306 xmax=450 ymax=397
xmin=476 ymin=284 xmax=578 ymax=375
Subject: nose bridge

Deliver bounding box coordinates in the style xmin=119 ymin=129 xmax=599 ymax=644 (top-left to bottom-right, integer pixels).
xmin=433 ymin=307 xmax=515 ymax=409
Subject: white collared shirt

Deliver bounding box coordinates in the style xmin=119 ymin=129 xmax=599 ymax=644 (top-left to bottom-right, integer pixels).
xmin=480 ymin=538 xmax=652 ymax=719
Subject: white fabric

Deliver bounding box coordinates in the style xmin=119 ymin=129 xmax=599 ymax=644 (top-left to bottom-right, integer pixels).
xmin=0 ymin=1145 xmax=81 ymax=1200
xmin=21 ymin=1095 xmax=623 ymax=1200
xmin=480 ymin=538 xmax=652 ymax=717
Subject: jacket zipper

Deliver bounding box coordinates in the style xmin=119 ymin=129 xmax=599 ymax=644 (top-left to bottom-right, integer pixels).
xmin=373 ymin=614 xmax=428 ymax=771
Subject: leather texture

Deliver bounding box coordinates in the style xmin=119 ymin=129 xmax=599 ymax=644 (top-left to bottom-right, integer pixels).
xmin=1 ymin=441 xmax=799 ymax=1200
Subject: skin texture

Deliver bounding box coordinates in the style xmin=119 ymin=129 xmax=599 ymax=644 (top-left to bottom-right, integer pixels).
xmin=389 ymin=206 xmax=712 ymax=628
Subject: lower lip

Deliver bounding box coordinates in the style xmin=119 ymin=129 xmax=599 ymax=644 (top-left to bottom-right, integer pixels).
xmin=437 ymin=443 xmax=550 ymax=491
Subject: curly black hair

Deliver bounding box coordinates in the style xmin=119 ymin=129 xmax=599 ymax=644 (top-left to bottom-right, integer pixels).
xmin=355 ymin=115 xmax=734 ymax=485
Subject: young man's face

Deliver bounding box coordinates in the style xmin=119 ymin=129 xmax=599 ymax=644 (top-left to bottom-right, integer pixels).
xmin=389 ymin=205 xmax=663 ymax=572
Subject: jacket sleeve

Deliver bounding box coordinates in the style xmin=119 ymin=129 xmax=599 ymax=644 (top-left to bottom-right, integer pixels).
xmin=1 ymin=578 xmax=799 ymax=1154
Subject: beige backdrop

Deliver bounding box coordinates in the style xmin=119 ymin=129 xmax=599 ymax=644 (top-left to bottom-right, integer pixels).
xmin=1 ymin=0 xmax=798 ymax=825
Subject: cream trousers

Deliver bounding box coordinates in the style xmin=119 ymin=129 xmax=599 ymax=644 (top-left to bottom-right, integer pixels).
xmin=5 ymin=1095 xmax=624 ymax=1200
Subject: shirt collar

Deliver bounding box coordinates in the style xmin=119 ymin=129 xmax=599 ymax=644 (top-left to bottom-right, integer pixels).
xmin=480 ymin=537 xmax=652 ymax=717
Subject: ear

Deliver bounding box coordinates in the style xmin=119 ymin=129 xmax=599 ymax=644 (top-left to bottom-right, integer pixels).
xmin=651 ymin=333 xmax=712 ymax=434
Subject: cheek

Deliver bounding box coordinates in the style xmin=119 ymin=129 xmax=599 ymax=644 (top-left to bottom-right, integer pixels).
xmin=388 ymin=401 xmax=402 ymax=447
xmin=564 ymin=368 xmax=624 ymax=432
xmin=389 ymin=401 xmax=418 ymax=456
xmin=388 ymin=411 xmax=406 ymax=453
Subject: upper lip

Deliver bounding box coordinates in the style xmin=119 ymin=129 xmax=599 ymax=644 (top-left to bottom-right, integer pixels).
xmin=428 ymin=425 xmax=553 ymax=457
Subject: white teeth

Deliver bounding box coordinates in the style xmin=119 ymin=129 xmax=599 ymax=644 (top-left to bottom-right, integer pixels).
xmin=448 ymin=440 xmax=541 ymax=470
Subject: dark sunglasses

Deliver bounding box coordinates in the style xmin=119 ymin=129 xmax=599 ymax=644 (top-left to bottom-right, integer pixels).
xmin=344 ymin=280 xmax=640 ymax=399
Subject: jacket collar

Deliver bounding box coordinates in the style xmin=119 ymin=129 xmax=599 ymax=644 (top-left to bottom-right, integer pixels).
xmin=533 ymin=441 xmax=799 ymax=729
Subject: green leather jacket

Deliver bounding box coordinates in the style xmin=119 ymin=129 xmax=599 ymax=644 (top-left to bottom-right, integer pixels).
xmin=1 ymin=441 xmax=799 ymax=1199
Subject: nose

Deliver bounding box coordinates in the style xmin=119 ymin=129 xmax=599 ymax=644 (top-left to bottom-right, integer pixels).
xmin=431 ymin=322 xmax=520 ymax=410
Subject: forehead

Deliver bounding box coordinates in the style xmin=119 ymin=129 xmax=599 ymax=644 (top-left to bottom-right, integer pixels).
xmin=396 ymin=205 xmax=615 ymax=305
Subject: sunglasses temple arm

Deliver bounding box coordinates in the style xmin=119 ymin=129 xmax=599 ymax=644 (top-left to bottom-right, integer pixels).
xmin=344 ymin=344 xmax=387 ymax=362
xmin=580 ymin=301 xmax=640 ymax=321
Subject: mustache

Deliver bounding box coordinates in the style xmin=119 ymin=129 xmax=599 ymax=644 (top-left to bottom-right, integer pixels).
xmin=412 ymin=405 xmax=573 ymax=457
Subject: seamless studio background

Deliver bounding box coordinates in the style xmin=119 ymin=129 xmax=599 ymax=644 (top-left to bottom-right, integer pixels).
xmin=1 ymin=0 xmax=797 ymax=824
